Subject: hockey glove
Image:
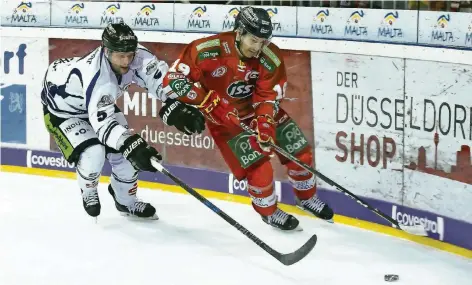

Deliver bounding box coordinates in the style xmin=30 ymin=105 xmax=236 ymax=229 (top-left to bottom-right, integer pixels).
xmin=159 ymin=98 xmax=205 ymax=135
xmin=198 ymin=90 xmax=240 ymax=127
xmin=120 ymin=134 xmax=162 ymax=172
xmin=249 ymin=115 xmax=276 ymax=156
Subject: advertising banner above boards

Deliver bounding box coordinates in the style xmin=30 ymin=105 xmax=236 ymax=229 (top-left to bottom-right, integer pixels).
xmin=418 ymin=11 xmax=472 ymax=48
xmin=172 ymin=4 xmax=297 ymax=36
xmin=311 ymin=51 xmax=472 ymax=225
xmin=50 ymin=1 xmax=174 ymax=30
xmin=2 ymin=0 xmax=472 ymax=49
xmin=0 ymin=36 xmax=50 ymax=149
xmin=48 ymin=38 xmax=314 ymax=180
xmin=1 ymin=145 xmax=472 ymax=252
xmin=0 ymin=0 xmax=50 ymax=27
xmin=297 ymin=7 xmax=418 ymax=43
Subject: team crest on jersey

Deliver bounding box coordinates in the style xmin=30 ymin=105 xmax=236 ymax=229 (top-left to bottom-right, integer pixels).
xmin=121 ymin=82 xmax=131 ymax=91
xmin=212 ymin=66 xmax=227 ymax=77
xmin=146 ymin=60 xmax=158 ymax=75
xmin=97 ymin=94 xmax=114 ymax=108
xmin=187 ymin=90 xmax=197 ymax=100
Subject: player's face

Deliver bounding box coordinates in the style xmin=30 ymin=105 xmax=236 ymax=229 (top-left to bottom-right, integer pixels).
xmin=239 ymin=33 xmax=268 ymax=58
xmin=109 ymin=51 xmax=135 ymax=74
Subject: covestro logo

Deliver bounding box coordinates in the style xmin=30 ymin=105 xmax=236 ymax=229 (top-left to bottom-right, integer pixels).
xmin=27 ymin=150 xmax=75 ymax=169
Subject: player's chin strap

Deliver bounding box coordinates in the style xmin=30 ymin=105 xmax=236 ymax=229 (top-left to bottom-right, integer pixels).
xmin=234 ymin=118 xmax=428 ymax=237
xmin=149 ymin=157 xmax=317 ymax=266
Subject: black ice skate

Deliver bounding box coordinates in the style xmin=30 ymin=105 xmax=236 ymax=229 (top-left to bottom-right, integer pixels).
xmin=261 ymin=208 xmax=302 ymax=231
xmin=108 ymin=185 xmax=158 ymax=220
xmin=296 ymin=195 xmax=334 ymax=222
xmin=81 ymin=189 xmax=101 ymax=217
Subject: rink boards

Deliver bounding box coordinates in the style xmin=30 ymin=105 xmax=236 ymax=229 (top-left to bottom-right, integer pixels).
xmin=1 ymin=27 xmax=472 ymax=258
xmin=1 ymin=146 xmax=471 ymax=258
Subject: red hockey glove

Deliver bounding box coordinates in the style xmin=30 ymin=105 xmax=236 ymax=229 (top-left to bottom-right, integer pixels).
xmin=198 ymin=90 xmax=240 ymax=127
xmin=249 ymin=115 xmax=276 ymax=156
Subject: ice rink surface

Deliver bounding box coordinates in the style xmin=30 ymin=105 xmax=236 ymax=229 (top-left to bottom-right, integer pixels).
xmin=0 ymin=172 xmax=470 ymax=285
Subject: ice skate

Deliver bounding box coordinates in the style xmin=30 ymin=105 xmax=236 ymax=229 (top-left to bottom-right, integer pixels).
xmin=81 ymin=188 xmax=101 ymax=217
xmin=108 ymin=185 xmax=158 ymax=220
xmin=296 ymin=195 xmax=334 ymax=223
xmin=261 ymin=208 xmax=302 ymax=231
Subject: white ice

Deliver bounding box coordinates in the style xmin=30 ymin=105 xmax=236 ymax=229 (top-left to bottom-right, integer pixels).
xmin=0 ymin=172 xmax=471 ymax=285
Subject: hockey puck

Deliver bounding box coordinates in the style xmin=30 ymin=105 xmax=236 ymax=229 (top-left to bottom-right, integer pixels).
xmin=384 ymin=274 xmax=399 ymax=282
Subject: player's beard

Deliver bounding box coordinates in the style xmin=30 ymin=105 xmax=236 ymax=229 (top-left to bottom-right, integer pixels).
xmin=118 ymin=66 xmax=129 ymax=74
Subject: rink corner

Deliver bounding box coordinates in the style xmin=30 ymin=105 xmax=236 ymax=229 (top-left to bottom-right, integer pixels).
xmin=1 ymin=164 xmax=471 ymax=260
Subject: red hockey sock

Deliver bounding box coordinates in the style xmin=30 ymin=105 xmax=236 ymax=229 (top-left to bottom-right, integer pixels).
xmin=246 ymin=161 xmax=277 ymax=216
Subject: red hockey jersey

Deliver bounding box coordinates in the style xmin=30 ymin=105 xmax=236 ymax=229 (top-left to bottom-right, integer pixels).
xmin=163 ymin=32 xmax=287 ymax=120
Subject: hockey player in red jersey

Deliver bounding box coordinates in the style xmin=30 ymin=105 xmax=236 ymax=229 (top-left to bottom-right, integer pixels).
xmin=159 ymin=6 xmax=334 ymax=230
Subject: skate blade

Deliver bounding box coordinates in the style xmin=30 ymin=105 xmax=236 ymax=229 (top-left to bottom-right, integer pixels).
xmin=296 ymin=205 xmax=334 ymax=224
xmin=276 ymin=224 xmax=304 ymax=232
xmin=264 ymin=221 xmax=304 ymax=232
xmin=119 ymin=212 xmax=159 ymax=221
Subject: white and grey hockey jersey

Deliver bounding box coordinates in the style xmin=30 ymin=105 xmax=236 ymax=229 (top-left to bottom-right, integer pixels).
xmin=41 ymin=45 xmax=169 ymax=150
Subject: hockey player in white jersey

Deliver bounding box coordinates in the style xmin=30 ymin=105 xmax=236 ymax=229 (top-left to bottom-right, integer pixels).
xmin=41 ymin=23 xmax=205 ymax=219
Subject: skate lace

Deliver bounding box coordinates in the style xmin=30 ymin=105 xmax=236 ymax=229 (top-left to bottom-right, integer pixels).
xmin=128 ymin=201 xmax=147 ymax=214
xmin=270 ymin=209 xmax=289 ymax=225
xmin=303 ymin=196 xmax=325 ymax=213
xmin=83 ymin=190 xmax=99 ymax=206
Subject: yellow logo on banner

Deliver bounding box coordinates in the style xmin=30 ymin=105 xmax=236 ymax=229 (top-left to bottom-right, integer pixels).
xmin=70 ymin=3 xmax=84 ymax=14
xmin=139 ymin=4 xmax=155 ymax=16
xmin=14 ymin=2 xmax=32 ymax=13
xmin=266 ymin=8 xmax=278 ymax=18
xmin=383 ymin=11 xmax=399 ymax=26
xmin=436 ymin=14 xmax=450 ymax=28
xmin=315 ymin=9 xmax=329 ymax=22
xmin=192 ymin=6 xmax=207 ymax=18
xmin=188 ymin=6 xmax=210 ymax=29
xmin=135 ymin=4 xmax=159 ymax=27
xmin=104 ymin=4 xmax=120 ymax=15
xmin=227 ymin=7 xmax=239 ymax=18
xmin=348 ymin=10 xmax=365 ymax=24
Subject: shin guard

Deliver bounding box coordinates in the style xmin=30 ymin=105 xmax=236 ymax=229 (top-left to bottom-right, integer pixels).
xmin=286 ymin=150 xmax=316 ymax=200
xmin=246 ymin=161 xmax=277 ymax=216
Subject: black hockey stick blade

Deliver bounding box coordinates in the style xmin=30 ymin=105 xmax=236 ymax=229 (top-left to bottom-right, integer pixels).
xmin=150 ymin=158 xmax=317 ymax=266
xmin=277 ymin=234 xmax=318 ymax=266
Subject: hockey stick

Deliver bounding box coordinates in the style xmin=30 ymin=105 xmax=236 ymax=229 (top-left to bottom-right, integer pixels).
xmin=237 ymin=122 xmax=428 ymax=237
xmin=150 ymin=158 xmax=318 ymax=266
